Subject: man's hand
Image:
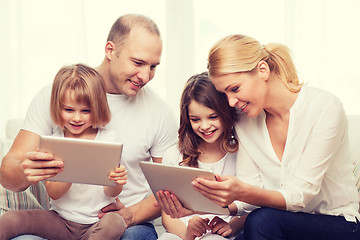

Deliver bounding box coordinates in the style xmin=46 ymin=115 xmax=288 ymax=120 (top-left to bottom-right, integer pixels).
xmin=21 ymin=150 xmax=64 ymax=184
xmin=0 ymin=130 xmax=64 ymax=191
xmin=98 ymin=197 xmax=134 ymax=227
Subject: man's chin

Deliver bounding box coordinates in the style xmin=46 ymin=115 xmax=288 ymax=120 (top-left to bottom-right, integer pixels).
xmin=123 ymin=88 xmax=141 ymax=97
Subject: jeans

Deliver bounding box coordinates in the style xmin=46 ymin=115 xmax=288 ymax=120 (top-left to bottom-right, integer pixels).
xmin=235 ymin=207 xmax=360 ymax=240
xmin=12 ymin=222 xmax=157 ymax=240
xmin=121 ymin=223 xmax=157 ymax=240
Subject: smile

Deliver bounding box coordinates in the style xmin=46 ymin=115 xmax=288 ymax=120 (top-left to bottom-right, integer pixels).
xmin=129 ymin=80 xmax=142 ymax=87
xmin=240 ymin=102 xmax=248 ymax=110
xmin=202 ymin=129 xmax=216 ymax=137
xmin=70 ymin=123 xmax=84 ymax=127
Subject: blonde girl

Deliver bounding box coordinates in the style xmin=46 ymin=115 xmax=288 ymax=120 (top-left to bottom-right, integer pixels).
xmin=0 ymin=64 xmax=127 ymax=240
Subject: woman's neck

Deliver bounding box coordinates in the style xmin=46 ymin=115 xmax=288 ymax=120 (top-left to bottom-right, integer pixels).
xmin=264 ymin=74 xmax=300 ymax=120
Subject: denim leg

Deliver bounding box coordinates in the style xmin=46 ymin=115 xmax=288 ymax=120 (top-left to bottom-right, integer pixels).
xmin=11 ymin=236 xmax=46 ymax=240
xmin=120 ymin=223 xmax=158 ymax=240
xmin=243 ymin=207 xmax=360 ymax=240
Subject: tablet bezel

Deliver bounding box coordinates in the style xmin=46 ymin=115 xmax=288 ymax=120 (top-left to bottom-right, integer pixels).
xmin=140 ymin=161 xmax=230 ymax=215
xmin=39 ymin=135 xmax=123 ymax=186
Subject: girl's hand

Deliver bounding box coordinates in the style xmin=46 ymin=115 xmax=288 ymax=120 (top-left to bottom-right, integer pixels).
xmin=155 ymin=190 xmax=194 ymax=218
xmin=185 ymin=216 xmax=210 ymax=240
xmin=209 ymin=216 xmax=232 ymax=237
xmin=108 ymin=165 xmax=127 ymax=185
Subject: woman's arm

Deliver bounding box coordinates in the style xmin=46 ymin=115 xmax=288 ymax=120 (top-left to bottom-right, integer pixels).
xmin=192 ymin=175 xmax=286 ymax=210
xmin=194 ymin=97 xmax=348 ymax=213
xmin=45 ymin=181 xmax=71 ymax=200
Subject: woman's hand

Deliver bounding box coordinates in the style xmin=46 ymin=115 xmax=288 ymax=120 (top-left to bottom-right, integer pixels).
xmin=155 ymin=190 xmax=194 ymax=218
xmin=192 ymin=175 xmax=242 ymax=207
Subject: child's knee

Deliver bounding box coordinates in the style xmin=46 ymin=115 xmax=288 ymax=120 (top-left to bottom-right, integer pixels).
xmin=100 ymin=212 xmax=127 ymax=235
xmin=0 ymin=211 xmax=23 ymax=227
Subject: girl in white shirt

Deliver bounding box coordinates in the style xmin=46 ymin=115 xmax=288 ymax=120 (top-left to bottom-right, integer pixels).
xmin=0 ymin=64 xmax=127 ymax=240
xmin=190 ymin=34 xmax=360 ymax=239
xmin=157 ymin=72 xmax=245 ymax=240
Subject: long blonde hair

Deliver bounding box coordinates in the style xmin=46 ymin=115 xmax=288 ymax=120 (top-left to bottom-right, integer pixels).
xmin=207 ymin=34 xmax=302 ymax=93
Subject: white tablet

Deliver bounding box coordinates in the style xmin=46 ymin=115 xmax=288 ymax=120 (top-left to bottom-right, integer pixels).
xmin=140 ymin=161 xmax=230 ymax=215
xmin=39 ymin=135 xmax=123 ymax=186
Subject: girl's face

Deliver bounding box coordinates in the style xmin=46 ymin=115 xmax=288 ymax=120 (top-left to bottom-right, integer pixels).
xmin=211 ymin=71 xmax=267 ymax=118
xmin=61 ymin=89 xmax=93 ymax=138
xmin=188 ymin=100 xmax=224 ymax=144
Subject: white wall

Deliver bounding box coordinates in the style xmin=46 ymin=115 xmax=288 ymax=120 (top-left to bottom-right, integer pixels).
xmin=1 ymin=0 xmax=360 ymax=140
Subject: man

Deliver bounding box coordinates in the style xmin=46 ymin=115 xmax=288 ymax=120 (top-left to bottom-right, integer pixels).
xmin=0 ymin=14 xmax=177 ymax=239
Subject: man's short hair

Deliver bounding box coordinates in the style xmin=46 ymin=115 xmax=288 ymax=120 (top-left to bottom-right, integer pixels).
xmin=107 ymin=14 xmax=160 ymax=47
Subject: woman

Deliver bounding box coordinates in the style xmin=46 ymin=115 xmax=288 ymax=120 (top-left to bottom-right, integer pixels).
xmin=190 ymin=34 xmax=360 ymax=239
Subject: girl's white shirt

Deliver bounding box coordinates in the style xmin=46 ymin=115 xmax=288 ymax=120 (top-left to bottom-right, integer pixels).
xmin=49 ymin=127 xmax=118 ymax=224
xmin=234 ymin=85 xmax=360 ymax=222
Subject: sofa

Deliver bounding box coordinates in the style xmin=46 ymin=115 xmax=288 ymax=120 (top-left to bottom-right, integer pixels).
xmin=1 ymin=116 xmax=360 ymax=233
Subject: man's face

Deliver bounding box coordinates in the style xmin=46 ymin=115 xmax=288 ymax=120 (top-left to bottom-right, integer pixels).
xmin=107 ymin=27 xmax=162 ymax=96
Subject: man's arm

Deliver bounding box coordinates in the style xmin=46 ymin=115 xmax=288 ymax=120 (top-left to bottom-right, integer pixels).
xmin=98 ymin=193 xmax=161 ymax=227
xmin=127 ymin=193 xmax=162 ymax=226
xmin=99 ymin=156 xmax=164 ymax=226
xmin=0 ymin=130 xmax=63 ymax=192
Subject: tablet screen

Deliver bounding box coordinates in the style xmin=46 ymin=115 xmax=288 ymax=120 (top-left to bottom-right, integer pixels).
xmin=39 ymin=135 xmax=123 ymax=186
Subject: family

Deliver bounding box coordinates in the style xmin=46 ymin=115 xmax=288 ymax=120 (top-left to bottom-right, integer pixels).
xmin=0 ymin=13 xmax=359 ymax=240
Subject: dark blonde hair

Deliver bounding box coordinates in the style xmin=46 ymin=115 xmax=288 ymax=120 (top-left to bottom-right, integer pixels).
xmin=50 ymin=63 xmax=110 ymax=128
xmin=208 ymin=34 xmax=302 ymax=93
xmin=178 ymin=72 xmax=239 ymax=168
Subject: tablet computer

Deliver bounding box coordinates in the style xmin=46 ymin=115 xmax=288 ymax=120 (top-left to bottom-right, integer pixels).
xmin=39 ymin=135 xmax=123 ymax=186
xmin=140 ymin=161 xmax=229 ymax=215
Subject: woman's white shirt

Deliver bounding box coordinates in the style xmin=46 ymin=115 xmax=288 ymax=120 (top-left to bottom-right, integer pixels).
xmin=234 ymin=85 xmax=360 ymax=222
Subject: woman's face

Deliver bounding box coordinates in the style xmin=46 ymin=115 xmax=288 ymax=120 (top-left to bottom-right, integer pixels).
xmin=188 ymin=100 xmax=225 ymax=144
xmin=210 ymin=71 xmax=268 ymax=118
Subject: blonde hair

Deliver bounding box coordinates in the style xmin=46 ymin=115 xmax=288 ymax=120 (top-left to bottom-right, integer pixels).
xmin=50 ymin=64 xmax=111 ymax=128
xmin=208 ymin=34 xmax=302 ymax=92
